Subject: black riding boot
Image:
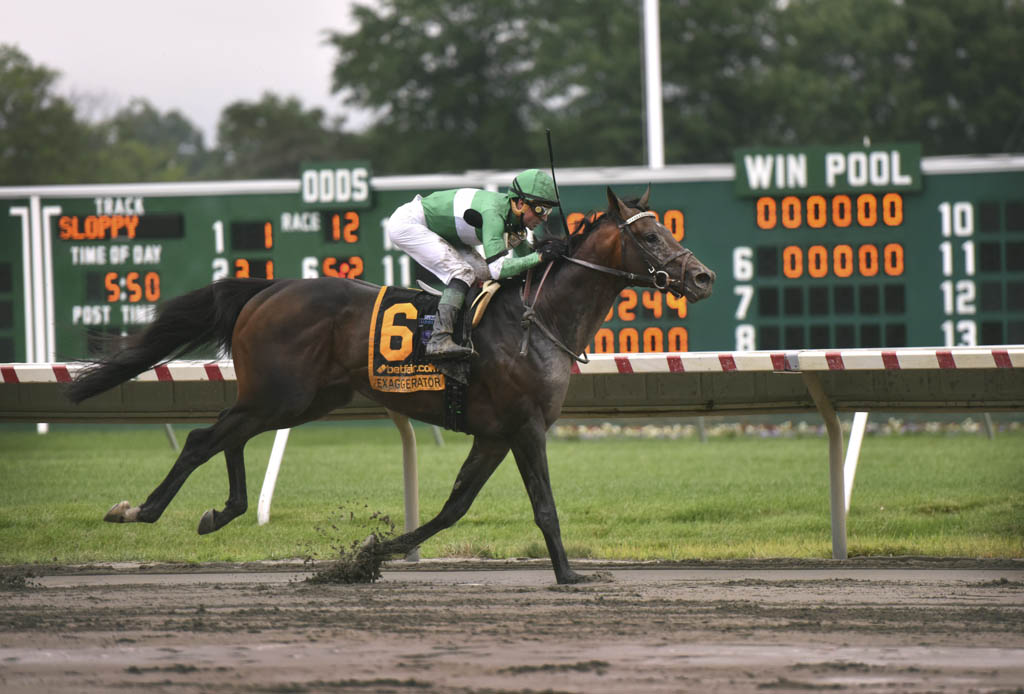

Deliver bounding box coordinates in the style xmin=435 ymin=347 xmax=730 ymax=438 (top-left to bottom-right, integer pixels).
xmin=426 ymin=280 xmax=476 ymax=360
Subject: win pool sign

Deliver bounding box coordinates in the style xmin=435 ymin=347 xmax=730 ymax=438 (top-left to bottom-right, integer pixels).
xmin=734 ymin=144 xmax=921 ymax=196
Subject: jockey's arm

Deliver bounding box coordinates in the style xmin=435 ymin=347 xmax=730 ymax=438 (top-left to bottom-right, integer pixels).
xmin=480 ymin=215 xmax=543 ymax=280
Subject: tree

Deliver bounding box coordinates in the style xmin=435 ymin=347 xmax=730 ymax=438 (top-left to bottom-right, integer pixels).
xmin=657 ymin=0 xmax=1024 ymax=160
xmin=215 ymin=92 xmax=367 ymax=179
xmin=327 ymin=0 xmax=558 ymax=173
xmin=659 ymin=0 xmax=782 ymax=162
xmin=527 ymin=0 xmax=648 ymax=167
xmin=92 ymin=98 xmax=212 ymax=181
xmin=0 ymin=44 xmax=94 ymax=184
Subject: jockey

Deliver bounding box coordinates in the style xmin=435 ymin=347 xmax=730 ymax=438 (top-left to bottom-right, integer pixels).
xmin=385 ymin=168 xmax=565 ymax=360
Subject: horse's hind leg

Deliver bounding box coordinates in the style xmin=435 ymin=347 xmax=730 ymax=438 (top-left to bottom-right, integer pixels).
xmin=197 ymin=444 xmax=247 ymax=534
xmin=105 ymin=408 xmax=264 ymax=528
xmin=375 ymin=435 xmax=509 ymax=558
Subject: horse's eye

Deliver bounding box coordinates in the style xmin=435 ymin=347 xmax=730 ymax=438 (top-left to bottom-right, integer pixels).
xmin=644 ymin=233 xmax=658 ymax=243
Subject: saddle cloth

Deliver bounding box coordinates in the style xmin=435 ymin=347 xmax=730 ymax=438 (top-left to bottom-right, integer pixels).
xmin=367 ymin=286 xmax=447 ymax=393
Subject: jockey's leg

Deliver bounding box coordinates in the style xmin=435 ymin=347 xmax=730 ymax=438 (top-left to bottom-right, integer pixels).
xmin=426 ymin=279 xmax=476 ymax=360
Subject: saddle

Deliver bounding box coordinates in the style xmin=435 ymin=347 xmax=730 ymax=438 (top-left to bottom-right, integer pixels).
xmin=470 ymin=280 xmax=501 ymax=327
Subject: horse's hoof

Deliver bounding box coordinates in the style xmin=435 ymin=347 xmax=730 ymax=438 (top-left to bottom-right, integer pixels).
xmin=197 ymin=509 xmax=217 ymax=535
xmin=104 ymin=500 xmax=137 ymax=523
xmin=558 ymin=570 xmax=615 ymax=585
xmin=358 ymin=533 xmax=378 ymax=553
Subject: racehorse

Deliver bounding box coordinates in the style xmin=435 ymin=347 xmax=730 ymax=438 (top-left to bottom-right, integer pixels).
xmin=67 ymin=187 xmax=715 ymax=584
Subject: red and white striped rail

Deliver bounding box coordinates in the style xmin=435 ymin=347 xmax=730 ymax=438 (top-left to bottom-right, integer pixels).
xmin=0 ymin=360 xmax=235 ymax=384
xmin=571 ymin=347 xmax=1022 ymax=374
xmin=3 ymin=347 xmax=1021 ymax=384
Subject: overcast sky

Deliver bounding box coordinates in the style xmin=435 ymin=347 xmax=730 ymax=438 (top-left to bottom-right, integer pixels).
xmin=2 ymin=0 xmax=364 ymax=145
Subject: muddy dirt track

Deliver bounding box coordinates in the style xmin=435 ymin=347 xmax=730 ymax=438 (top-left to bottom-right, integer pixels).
xmin=2 ymin=558 xmax=1023 ymax=693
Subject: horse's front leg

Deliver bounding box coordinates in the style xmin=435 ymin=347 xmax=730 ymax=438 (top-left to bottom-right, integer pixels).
xmin=373 ymin=435 xmax=509 ymax=558
xmin=511 ymin=419 xmax=587 ymax=585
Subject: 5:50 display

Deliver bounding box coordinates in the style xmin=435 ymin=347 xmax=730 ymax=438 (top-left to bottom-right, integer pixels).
xmin=104 ymin=271 xmax=161 ymax=303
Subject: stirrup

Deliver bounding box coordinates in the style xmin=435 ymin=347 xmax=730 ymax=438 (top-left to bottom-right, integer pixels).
xmin=426 ymin=339 xmax=476 ymax=360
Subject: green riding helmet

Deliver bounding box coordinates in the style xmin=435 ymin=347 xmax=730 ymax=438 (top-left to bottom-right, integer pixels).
xmin=510 ymin=169 xmax=558 ymax=207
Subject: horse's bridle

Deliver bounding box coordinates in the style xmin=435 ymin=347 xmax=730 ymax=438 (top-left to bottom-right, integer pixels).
xmin=563 ymin=211 xmax=691 ymax=294
xmin=517 ymin=210 xmax=692 ymax=364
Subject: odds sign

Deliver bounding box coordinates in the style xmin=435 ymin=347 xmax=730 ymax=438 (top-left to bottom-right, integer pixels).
xmin=300 ymin=161 xmax=372 ymax=207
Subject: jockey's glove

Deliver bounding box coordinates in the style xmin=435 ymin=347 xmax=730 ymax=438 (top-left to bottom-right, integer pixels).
xmin=536 ymin=238 xmax=568 ymax=262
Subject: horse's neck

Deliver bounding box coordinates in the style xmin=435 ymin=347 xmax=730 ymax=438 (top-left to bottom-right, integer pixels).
xmin=532 ymin=261 xmax=626 ymax=356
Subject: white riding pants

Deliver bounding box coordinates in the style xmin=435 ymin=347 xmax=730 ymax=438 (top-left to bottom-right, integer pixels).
xmin=385 ymin=196 xmax=485 ymax=286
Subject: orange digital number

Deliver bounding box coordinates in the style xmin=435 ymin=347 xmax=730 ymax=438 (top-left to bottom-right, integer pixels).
xmin=884 ymin=242 xmax=904 ymax=276
xmin=643 ymin=327 xmax=663 ymax=352
xmin=832 ymin=195 xmax=852 ymax=227
xmin=857 ymin=194 xmax=877 ymax=227
xmin=144 ymin=272 xmax=160 ymax=301
xmin=593 ymin=328 xmax=614 ymax=353
xmin=663 ymin=209 xmax=684 ymax=241
xmin=331 ymin=212 xmax=360 ymax=242
xmin=882 ymin=193 xmax=903 ymax=226
xmin=807 ymin=195 xmax=827 ymax=228
xmin=322 ymin=256 xmax=365 ymax=278
xmin=641 ymin=290 xmax=663 ymax=318
xmin=833 ymin=244 xmax=854 ymax=278
xmin=104 ymin=272 xmax=120 ymax=302
xmin=618 ymin=328 xmax=639 ymax=353
xmin=380 ymin=303 xmax=416 ymax=361
xmin=234 ymin=259 xmax=250 ymax=278
xmin=783 ymin=245 xmax=803 ymax=279
xmin=617 ymin=289 xmax=637 ymax=321
xmin=567 ymin=212 xmax=586 ymax=234
xmin=125 ymin=272 xmax=142 ymax=302
xmin=858 ymin=244 xmax=879 ymax=277
xmin=666 ymin=293 xmax=687 ymax=318
xmin=756 ymin=197 xmax=777 ymax=230
xmin=781 ymin=196 xmax=801 ymax=229
xmin=667 ymin=326 xmax=688 ymax=352
xmin=263 ymin=222 xmax=273 ymax=249
xmin=807 ymin=245 xmax=828 ymax=279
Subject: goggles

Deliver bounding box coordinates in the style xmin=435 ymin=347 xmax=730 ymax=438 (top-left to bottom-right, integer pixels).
xmin=526 ymin=201 xmax=553 ymax=217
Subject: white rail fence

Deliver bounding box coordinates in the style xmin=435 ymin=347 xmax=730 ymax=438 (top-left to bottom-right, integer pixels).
xmin=3 ymin=346 xmax=1022 ymax=560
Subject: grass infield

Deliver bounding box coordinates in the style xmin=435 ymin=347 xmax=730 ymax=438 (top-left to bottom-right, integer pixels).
xmin=1 ymin=421 xmax=1021 ymax=565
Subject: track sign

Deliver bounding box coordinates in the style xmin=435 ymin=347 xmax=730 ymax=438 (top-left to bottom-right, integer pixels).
xmin=300 ymin=161 xmax=372 ymax=208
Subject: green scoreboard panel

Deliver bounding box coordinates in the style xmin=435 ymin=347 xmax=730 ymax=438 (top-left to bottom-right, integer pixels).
xmin=1 ymin=149 xmax=1022 ymax=363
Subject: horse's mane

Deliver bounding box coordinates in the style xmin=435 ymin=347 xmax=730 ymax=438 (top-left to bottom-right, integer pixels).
xmin=567 ymin=196 xmax=649 ymax=255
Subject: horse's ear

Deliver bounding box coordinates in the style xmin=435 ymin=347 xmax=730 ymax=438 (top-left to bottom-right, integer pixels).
xmin=638 ymin=185 xmax=651 ymax=210
xmin=606 ymin=186 xmax=631 ymax=220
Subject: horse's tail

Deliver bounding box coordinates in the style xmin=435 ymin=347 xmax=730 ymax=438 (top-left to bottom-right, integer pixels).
xmin=66 ymin=278 xmax=276 ymax=404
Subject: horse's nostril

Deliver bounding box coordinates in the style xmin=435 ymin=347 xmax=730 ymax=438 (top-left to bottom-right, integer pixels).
xmin=695 ymin=272 xmax=713 ymax=288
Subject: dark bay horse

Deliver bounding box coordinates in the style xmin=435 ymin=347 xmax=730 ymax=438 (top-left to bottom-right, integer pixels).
xmin=67 ymin=187 xmax=715 ymax=584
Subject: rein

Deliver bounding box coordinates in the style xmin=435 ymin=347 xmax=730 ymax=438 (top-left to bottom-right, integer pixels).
xmin=519 ymin=262 xmax=589 ymax=363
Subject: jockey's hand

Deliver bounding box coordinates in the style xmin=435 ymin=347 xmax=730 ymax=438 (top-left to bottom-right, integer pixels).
xmin=536 ymin=238 xmax=567 ymax=262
